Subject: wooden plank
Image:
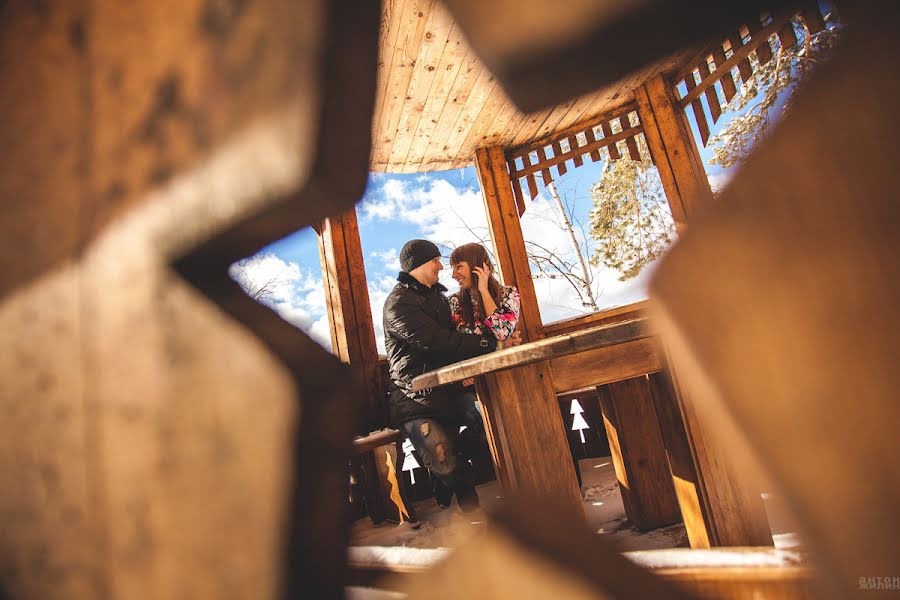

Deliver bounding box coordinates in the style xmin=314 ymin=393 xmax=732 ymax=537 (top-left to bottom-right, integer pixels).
xmin=598 ymin=377 xmax=681 ymax=530
xmin=746 ymin=16 xmax=774 ymax=64
xmin=727 ymin=32 xmax=754 ymax=84
xmin=620 ymin=116 xmax=642 ymax=160
xmin=542 ymin=299 xmax=649 ymax=336
xmin=569 ymin=136 xmax=584 ymax=168
xmin=372 ymin=0 xmax=435 ymax=170
xmin=317 ymin=209 xmax=383 ymax=430
xmin=474 ymin=377 xmax=511 ymax=489
xmin=683 ymin=12 xmax=794 ymax=106
xmin=417 ymin=57 xmax=486 ymax=172
xmin=388 ymin=3 xmax=455 ymax=171
xmin=474 ymin=147 xmax=543 ymax=341
xmin=482 ymin=362 xmax=585 ymax=518
xmin=511 ymin=175 xmax=527 ymax=216
xmin=647 ymin=370 xmax=713 ymax=548
xmin=412 ymin=318 xmax=650 ymax=391
xmin=403 ymin=13 xmax=474 ymax=171
xmin=697 ymin=59 xmax=722 ymax=124
xmin=585 ymin=126 xmax=602 ymax=162
xmin=514 ymin=126 xmax=643 ymax=179
xmin=711 ymin=46 xmax=737 ymax=104
xmin=536 ymin=146 xmax=552 ymax=187
xmin=601 ymin=120 xmax=622 ymax=160
xmin=525 ymin=173 xmax=538 ymax=199
xmin=458 ymin=86 xmax=523 ymax=165
xmin=777 ymin=21 xmax=798 ymax=49
xmin=801 ymin=1 xmax=826 ymax=34
xmin=683 ymin=75 xmax=710 ymax=146
xmin=353 ymin=428 xmax=400 ymax=454
xmin=635 ymin=75 xmax=714 ymax=230
xmin=550 ymin=337 xmax=662 ymax=394
xmin=552 ymin=141 xmax=567 ymax=175
xmin=371 ymin=0 xmax=406 ymax=156
xmin=651 ymin=15 xmax=900 ymax=588
xmin=372 ymin=442 xmax=410 ymax=523
xmin=510 ymin=102 xmax=636 ymax=160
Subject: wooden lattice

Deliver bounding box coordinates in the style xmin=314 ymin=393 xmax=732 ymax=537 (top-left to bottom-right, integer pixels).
xmin=672 ymin=2 xmax=830 ymax=146
xmin=505 ymin=104 xmax=647 ymax=215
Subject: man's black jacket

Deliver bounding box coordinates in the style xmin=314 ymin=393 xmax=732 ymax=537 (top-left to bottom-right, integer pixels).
xmin=383 ymin=271 xmax=494 ymax=424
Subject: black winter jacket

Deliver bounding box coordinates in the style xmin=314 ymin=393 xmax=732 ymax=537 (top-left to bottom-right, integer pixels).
xmin=383 ymin=272 xmax=495 ymax=424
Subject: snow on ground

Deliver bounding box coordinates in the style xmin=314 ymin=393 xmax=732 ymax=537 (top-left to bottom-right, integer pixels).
xmin=349 ymin=457 xmax=690 ymax=551
xmin=349 ymin=456 xmax=803 ymax=555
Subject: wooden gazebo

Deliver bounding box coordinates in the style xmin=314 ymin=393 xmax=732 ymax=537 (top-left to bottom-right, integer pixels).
xmin=2 ymin=0 xmax=898 ymax=599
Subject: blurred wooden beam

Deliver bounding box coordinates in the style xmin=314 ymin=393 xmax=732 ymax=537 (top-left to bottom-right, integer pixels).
xmin=650 ymin=3 xmax=900 ymax=595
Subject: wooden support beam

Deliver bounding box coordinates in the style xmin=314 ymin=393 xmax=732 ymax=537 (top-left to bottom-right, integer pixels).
xmin=475 ymin=146 xmax=543 ymax=341
xmin=598 ymin=377 xmax=681 ymax=530
xmin=550 ymin=337 xmax=662 ymax=394
xmin=635 ymin=74 xmax=714 ymax=230
xmin=317 ymin=208 xmax=383 ymax=430
xmin=647 ymin=370 xmax=714 ymax=548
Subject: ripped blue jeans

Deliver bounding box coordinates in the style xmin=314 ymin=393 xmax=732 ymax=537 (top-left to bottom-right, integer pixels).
xmin=400 ymin=391 xmax=486 ymax=509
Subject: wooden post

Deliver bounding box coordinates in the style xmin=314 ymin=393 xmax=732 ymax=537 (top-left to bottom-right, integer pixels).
xmin=474 ymin=146 xmax=543 ymax=341
xmin=317 ymin=208 xmax=383 ymax=429
xmin=647 ymin=370 xmax=714 ymax=547
xmin=635 ymin=75 xmax=771 ymax=546
xmin=597 ymin=377 xmax=681 ymax=530
xmin=635 ymin=74 xmax=714 ymax=231
xmin=318 ymin=208 xmax=391 ymax=524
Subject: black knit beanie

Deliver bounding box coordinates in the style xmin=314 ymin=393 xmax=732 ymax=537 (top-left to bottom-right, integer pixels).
xmin=399 ymin=239 xmax=441 ymax=273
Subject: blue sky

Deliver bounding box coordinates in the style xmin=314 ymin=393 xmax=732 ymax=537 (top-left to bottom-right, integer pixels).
xmin=229 ymin=13 xmax=830 ymax=354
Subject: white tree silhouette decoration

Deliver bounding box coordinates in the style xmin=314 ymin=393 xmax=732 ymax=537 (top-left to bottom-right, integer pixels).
xmin=401 ymin=438 xmax=421 ymax=485
xmin=570 ymin=399 xmax=590 ymax=444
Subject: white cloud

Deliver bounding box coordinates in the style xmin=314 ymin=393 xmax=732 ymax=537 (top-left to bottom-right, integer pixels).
xmin=360 ymin=179 xmax=491 ymax=251
xmin=359 ymin=175 xmax=659 ymax=334
xmin=229 ymin=252 xmax=333 ymax=350
xmin=370 ymin=248 xmax=401 ymax=272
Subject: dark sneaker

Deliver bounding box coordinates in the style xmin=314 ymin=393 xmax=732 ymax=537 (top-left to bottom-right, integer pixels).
xmin=433 ymin=478 xmax=453 ymax=509
xmin=456 ymin=488 xmax=480 ymax=513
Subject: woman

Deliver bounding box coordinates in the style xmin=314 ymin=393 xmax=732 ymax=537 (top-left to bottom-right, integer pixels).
xmin=448 ymin=243 xmax=521 ymax=344
xmin=424 ymin=242 xmax=520 ymax=509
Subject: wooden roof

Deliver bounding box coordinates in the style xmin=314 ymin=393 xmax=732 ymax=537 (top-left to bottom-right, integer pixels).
xmin=371 ymin=0 xmax=691 ymax=173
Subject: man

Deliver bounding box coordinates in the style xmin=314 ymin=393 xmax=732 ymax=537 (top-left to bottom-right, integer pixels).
xmin=383 ymin=239 xmax=512 ymax=512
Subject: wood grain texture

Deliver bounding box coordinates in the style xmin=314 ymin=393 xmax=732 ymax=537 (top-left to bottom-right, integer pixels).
xmin=474 ymin=146 xmax=543 ymax=341
xmin=635 ymin=74 xmax=714 ymax=229
xmin=412 ymin=318 xmax=651 ymax=391
xmin=550 ymin=337 xmax=663 ymax=394
xmin=651 ymin=9 xmax=900 ymax=594
xmin=598 ymin=378 xmax=681 ymax=530
xmin=371 ymin=0 xmax=693 ymax=172
xmin=647 ymin=371 xmax=713 ymax=549
xmin=318 ymin=208 xmax=384 ymax=430
xmin=481 ymin=363 xmax=585 ymax=518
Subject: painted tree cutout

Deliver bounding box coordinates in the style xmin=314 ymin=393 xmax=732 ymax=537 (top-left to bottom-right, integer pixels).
xmin=401 ymin=438 xmax=421 ymax=485
xmin=570 ymin=399 xmax=590 ymax=444
xmin=385 ymin=449 xmax=411 ymax=523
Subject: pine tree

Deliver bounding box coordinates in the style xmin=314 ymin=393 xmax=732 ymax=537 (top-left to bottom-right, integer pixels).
xmin=587 ymin=133 xmax=674 ymax=282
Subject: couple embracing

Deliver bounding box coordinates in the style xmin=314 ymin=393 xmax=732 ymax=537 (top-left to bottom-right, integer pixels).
xmin=383 ymin=239 xmax=521 ymax=514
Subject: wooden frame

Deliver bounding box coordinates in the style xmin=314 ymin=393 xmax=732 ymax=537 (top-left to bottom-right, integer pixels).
xmin=506 ymin=104 xmax=645 ymax=209
xmin=670 ymin=5 xmax=830 ymax=147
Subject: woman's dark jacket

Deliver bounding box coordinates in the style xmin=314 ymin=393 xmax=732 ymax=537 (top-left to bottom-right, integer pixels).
xmin=383 ymin=272 xmax=494 ymax=425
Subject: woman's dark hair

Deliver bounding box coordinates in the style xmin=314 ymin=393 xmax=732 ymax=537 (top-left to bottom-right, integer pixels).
xmin=450 ymin=243 xmax=503 ymax=331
